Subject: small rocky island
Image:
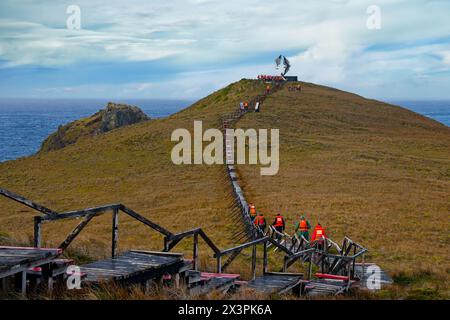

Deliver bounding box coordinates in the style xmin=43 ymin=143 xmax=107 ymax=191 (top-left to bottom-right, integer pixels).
xmin=40 ymin=102 xmax=150 ymax=152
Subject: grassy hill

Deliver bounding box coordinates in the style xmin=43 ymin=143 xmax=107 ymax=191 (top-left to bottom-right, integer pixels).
xmin=0 ymin=79 xmax=449 ymax=298
xmin=0 ymin=79 xmax=265 ymax=255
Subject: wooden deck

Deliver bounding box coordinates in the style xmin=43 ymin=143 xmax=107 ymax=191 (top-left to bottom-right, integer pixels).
xmin=0 ymin=246 xmax=62 ymax=279
xmin=354 ymin=263 xmax=393 ymax=288
xmin=247 ymin=272 xmax=303 ymax=294
xmin=304 ymin=279 xmax=349 ymax=296
xmin=80 ymin=250 xmax=190 ymax=284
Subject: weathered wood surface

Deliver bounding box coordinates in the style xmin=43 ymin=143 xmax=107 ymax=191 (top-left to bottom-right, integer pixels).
xmin=304 ymin=278 xmax=351 ymax=296
xmin=354 ymin=263 xmax=393 ymax=288
xmin=0 ymin=188 xmax=58 ymax=216
xmin=247 ymin=273 xmax=303 ymax=294
xmin=190 ymin=276 xmax=236 ymax=296
xmin=80 ymin=251 xmax=188 ymax=284
xmin=188 ymin=272 xmax=240 ymax=295
xmin=0 ymin=246 xmax=61 ymax=278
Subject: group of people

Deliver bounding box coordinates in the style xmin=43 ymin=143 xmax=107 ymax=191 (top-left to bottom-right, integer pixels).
xmin=239 ymin=100 xmax=260 ymax=112
xmin=257 ymin=75 xmax=285 ymax=82
xmin=288 ymin=84 xmax=302 ymax=92
xmin=248 ymin=203 xmax=327 ymax=243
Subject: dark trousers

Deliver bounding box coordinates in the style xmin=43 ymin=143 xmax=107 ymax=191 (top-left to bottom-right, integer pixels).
xmin=274 ymin=226 xmax=284 ymax=240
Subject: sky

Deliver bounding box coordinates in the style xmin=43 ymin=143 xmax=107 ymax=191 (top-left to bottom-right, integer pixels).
xmin=0 ymin=0 xmax=449 ymax=100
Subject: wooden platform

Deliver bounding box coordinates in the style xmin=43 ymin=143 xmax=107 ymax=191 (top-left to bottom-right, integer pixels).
xmin=354 ymin=263 xmax=393 ymax=288
xmin=80 ymin=250 xmax=190 ymax=284
xmin=0 ymin=246 xmax=62 ymax=279
xmin=304 ymin=279 xmax=349 ymax=296
xmin=247 ymin=272 xmax=303 ymax=295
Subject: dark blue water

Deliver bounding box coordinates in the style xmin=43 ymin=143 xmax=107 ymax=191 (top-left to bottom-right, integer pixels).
xmin=0 ymin=98 xmax=193 ymax=162
xmin=0 ymin=99 xmax=448 ymax=163
xmin=391 ymin=100 xmax=450 ymax=127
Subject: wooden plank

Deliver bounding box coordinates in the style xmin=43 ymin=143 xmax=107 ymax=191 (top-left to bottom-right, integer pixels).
xmin=80 ymin=251 xmax=186 ymax=283
xmin=251 ymin=245 xmax=257 ymax=280
xmin=41 ymin=204 xmax=120 ymax=222
xmin=129 ymin=250 xmax=183 ymax=257
xmin=168 ymin=228 xmax=201 ymax=241
xmin=263 ymin=242 xmax=268 ymax=273
xmin=0 ymin=247 xmax=61 ymax=279
xmin=58 ymin=212 xmax=96 ymax=250
xmin=198 ymin=230 xmax=221 ymax=254
xmin=111 ymin=208 xmax=119 ymax=258
xmin=218 ymin=237 xmax=268 ymax=256
xmin=119 ymin=205 xmax=173 ymax=237
xmin=0 ymin=187 xmax=58 ymax=216
xmin=221 ymin=248 xmax=243 ymax=272
xmin=193 ymin=233 xmax=199 ymax=271
xmin=315 ymin=273 xmax=349 ymax=281
xmin=33 ymin=216 xmax=42 ymax=248
xmin=247 ymin=273 xmax=303 ymax=295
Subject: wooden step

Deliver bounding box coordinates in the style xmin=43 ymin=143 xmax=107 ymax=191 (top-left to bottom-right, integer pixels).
xmin=246 ymin=273 xmax=303 ymax=295
xmin=80 ymin=251 xmax=187 ymax=284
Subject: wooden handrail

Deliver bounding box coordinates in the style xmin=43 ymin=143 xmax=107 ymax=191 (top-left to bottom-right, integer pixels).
xmin=40 ymin=204 xmax=121 ymax=222
xmin=216 ymin=236 xmax=269 ymax=257
xmin=0 ymin=187 xmax=58 ymax=216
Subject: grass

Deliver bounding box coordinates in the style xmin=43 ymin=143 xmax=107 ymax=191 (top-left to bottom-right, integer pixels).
xmin=0 ymin=79 xmax=449 ymax=299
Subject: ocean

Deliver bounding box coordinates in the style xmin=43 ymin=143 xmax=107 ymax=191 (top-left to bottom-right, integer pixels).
xmin=0 ymin=98 xmax=193 ymax=162
xmin=0 ymin=99 xmax=448 ymax=163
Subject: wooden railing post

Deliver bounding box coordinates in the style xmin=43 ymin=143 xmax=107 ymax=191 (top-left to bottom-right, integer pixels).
xmin=193 ymin=232 xmax=199 ymax=271
xmin=163 ymin=237 xmax=169 ymax=252
xmin=216 ymin=254 xmax=222 ymax=274
xmin=111 ymin=207 xmax=119 ymax=258
xmin=263 ymin=241 xmax=268 ymax=274
xmin=308 ymin=253 xmax=313 ymax=280
xmin=34 ymin=216 xmax=42 ymax=248
xmin=283 ymin=256 xmax=288 ymax=272
xmin=251 ymin=244 xmax=257 ymax=280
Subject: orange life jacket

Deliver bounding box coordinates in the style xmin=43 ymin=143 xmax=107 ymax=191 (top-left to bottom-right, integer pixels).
xmin=274 ymin=216 xmax=284 ymax=227
xmin=299 ymin=220 xmax=308 ymax=231
xmin=254 ymin=216 xmax=265 ymax=226
xmin=312 ymin=225 xmax=326 ymax=241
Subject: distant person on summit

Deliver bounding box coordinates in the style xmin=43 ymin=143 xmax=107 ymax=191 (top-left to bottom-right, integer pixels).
xmin=272 ymin=213 xmax=285 ymax=240
xmin=295 ymin=215 xmax=311 ymax=241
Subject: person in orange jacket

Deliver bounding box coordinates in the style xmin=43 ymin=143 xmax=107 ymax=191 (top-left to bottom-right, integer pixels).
xmin=248 ymin=203 xmax=257 ymax=222
xmin=311 ymin=223 xmax=327 ymax=242
xmin=272 ymin=213 xmax=285 ymax=240
xmin=254 ymin=213 xmax=266 ymax=233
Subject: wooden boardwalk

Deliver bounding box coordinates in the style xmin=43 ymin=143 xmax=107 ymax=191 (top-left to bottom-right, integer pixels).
xmin=304 ymin=279 xmax=349 ymax=296
xmin=0 ymin=246 xmax=61 ymax=279
xmin=188 ymin=272 xmax=241 ymax=295
xmin=247 ymin=272 xmax=303 ymax=295
xmin=354 ymin=263 xmax=393 ymax=288
xmin=80 ymin=251 xmax=190 ymax=284
xmin=0 ymin=246 xmax=62 ymax=294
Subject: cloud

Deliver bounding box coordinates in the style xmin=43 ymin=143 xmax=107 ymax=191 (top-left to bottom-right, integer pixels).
xmin=0 ymin=0 xmax=449 ymax=99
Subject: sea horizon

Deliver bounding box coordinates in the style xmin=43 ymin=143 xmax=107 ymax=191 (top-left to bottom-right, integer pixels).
xmin=0 ymin=97 xmax=448 ymax=163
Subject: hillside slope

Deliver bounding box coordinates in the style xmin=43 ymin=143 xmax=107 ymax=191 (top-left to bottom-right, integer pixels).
xmin=235 ymin=82 xmax=450 ymax=295
xmin=0 ymin=80 xmax=449 ymax=297
xmin=0 ymin=79 xmax=265 ymax=254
